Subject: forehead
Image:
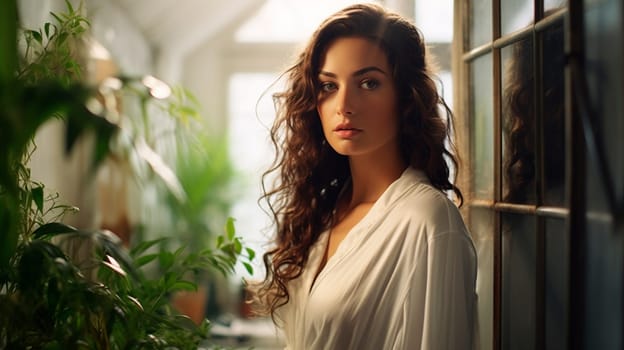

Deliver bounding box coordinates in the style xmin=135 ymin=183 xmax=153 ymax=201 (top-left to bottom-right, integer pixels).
xmin=318 ymin=36 xmax=390 ymax=73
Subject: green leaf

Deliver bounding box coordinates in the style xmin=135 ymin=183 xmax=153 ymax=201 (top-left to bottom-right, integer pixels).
xmin=30 ymin=30 xmax=43 ymax=44
xmin=134 ymin=253 xmax=159 ymax=267
xmin=32 ymin=222 xmax=78 ymax=238
xmin=225 ymin=217 xmax=235 ymax=240
xmin=171 ymin=281 xmax=197 ymax=292
xmin=130 ymin=237 xmax=168 ymax=257
xmin=56 ymin=31 xmax=68 ymax=45
xmin=242 ymin=262 xmax=254 ymax=275
xmin=159 ymin=251 xmax=175 ymax=271
xmin=246 ymin=247 xmax=255 ymax=261
xmin=0 ymin=198 xmax=19 ymax=268
xmin=31 ymin=185 xmax=44 ymax=212
xmin=50 ymin=12 xmax=63 ymax=25
xmin=43 ymin=341 xmax=62 ymax=350
xmin=234 ymin=238 xmax=242 ymax=254
xmin=163 ymin=271 xmax=178 ymax=290
xmin=0 ymin=0 xmax=17 ymax=85
xmin=64 ymin=0 xmax=74 ymax=14
xmin=44 ymin=22 xmax=51 ymax=37
xmin=173 ymin=245 xmax=186 ymax=258
xmin=216 ymin=235 xmax=224 ymax=248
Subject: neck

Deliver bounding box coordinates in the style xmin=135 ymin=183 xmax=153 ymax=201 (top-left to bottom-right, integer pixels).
xmin=347 ymin=152 xmax=407 ymax=206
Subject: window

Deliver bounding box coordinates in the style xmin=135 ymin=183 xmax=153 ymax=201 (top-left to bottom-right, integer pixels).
xmin=235 ymin=0 xmax=380 ymax=42
xmin=227 ymin=73 xmax=280 ymax=279
xmin=458 ymin=1 xmax=568 ymax=349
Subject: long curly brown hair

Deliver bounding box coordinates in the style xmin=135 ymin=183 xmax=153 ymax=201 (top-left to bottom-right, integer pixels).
xmin=254 ymin=3 xmax=462 ymax=320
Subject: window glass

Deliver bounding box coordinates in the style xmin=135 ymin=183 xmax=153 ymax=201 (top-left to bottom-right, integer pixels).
xmin=545 ymin=218 xmax=568 ymax=350
xmin=235 ymin=0 xmax=379 ymax=42
xmin=545 ymin=0 xmax=567 ymax=12
xmin=470 ymin=54 xmax=494 ymax=199
xmin=469 ymin=0 xmax=492 ymax=48
xmin=501 ymin=213 xmax=537 ymax=350
xmin=583 ymin=0 xmax=624 ymax=344
xmin=227 ymin=72 xmax=281 ymax=279
xmin=469 ymin=207 xmax=495 ymax=350
xmin=584 ymin=0 xmax=624 ymax=198
xmin=501 ymin=38 xmax=536 ymax=204
xmin=542 ymin=21 xmax=566 ymax=206
xmin=501 ymin=0 xmax=534 ymax=35
xmin=415 ymin=0 xmax=453 ymax=43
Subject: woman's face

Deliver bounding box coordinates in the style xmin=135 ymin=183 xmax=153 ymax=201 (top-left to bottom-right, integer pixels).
xmin=316 ymin=37 xmax=400 ymax=160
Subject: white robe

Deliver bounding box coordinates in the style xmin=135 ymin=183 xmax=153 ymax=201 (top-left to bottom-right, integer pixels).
xmin=276 ymin=167 xmax=478 ymax=350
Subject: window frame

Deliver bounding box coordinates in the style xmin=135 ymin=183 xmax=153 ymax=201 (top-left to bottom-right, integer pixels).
xmin=455 ymin=1 xmax=569 ymax=349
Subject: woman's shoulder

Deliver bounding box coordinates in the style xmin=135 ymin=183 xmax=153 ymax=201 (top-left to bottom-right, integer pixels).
xmin=397 ymin=170 xmax=460 ymax=214
xmin=392 ymin=170 xmax=468 ymax=238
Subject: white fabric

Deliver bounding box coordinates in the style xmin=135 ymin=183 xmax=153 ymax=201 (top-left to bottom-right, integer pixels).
xmin=276 ymin=167 xmax=478 ymax=350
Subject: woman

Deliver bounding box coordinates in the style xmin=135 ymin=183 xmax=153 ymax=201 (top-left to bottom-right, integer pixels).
xmin=255 ymin=4 xmax=477 ymax=349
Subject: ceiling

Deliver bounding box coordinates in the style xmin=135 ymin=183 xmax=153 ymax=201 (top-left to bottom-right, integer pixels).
xmin=111 ymin=0 xmax=265 ymax=55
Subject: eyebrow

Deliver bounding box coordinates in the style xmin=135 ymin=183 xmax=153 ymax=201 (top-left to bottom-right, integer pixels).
xmin=318 ymin=66 xmax=387 ymax=78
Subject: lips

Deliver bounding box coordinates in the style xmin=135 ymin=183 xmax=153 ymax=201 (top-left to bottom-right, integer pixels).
xmin=333 ymin=123 xmax=362 ymax=138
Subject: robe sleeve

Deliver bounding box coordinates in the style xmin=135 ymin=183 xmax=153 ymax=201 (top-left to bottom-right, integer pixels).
xmin=419 ymin=230 xmax=477 ymax=349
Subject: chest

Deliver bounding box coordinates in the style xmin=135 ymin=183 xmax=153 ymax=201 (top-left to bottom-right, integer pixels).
xmin=326 ymin=203 xmax=374 ymax=260
xmin=302 ymin=222 xmax=428 ymax=336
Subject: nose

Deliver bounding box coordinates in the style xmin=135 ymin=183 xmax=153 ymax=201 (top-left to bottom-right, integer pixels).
xmin=337 ymin=85 xmax=356 ymax=116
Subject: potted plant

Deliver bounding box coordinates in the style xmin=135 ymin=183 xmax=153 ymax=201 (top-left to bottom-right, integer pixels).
xmin=0 ymin=1 xmax=254 ymax=348
xmin=164 ymin=132 xmax=248 ymax=324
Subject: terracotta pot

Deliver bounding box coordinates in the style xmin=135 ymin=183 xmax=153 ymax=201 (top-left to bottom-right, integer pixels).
xmin=172 ymin=285 xmax=208 ymax=324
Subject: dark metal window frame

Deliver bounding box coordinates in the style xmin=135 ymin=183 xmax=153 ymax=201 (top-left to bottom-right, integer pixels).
xmin=462 ymin=2 xmax=569 ymax=349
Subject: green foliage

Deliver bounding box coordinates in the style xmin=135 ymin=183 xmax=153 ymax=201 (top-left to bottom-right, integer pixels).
xmin=0 ymin=0 xmax=17 ymax=83
xmin=162 ymin=131 xmax=237 ymax=256
xmin=17 ymin=0 xmax=89 ymax=86
xmin=1 ymin=221 xmax=251 ymax=349
xmin=0 ymin=0 xmax=114 ymax=269
xmin=0 ymin=1 xmax=254 ymax=349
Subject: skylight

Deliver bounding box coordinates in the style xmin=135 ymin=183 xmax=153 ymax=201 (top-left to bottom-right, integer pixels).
xmin=235 ymin=0 xmax=379 ymax=42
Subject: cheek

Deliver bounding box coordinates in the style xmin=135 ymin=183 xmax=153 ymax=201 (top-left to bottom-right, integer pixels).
xmin=384 ymin=108 xmax=402 ymax=141
xmin=375 ymin=99 xmax=400 ymax=127
xmin=317 ymin=103 xmax=333 ymax=132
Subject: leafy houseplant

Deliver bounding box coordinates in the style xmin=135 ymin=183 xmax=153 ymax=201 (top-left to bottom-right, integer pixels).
xmin=0 ymin=1 xmax=253 ymax=349
xmin=163 ymin=131 xmax=253 ymax=323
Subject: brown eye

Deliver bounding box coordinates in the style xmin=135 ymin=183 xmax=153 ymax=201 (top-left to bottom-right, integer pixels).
xmin=319 ymin=81 xmax=337 ymax=92
xmin=361 ymin=79 xmax=380 ymax=90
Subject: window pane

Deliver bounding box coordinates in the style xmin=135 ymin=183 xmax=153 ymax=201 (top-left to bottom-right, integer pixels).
xmin=470 ymin=55 xmax=494 ymax=199
xmin=235 ymin=0 xmax=377 ymax=42
xmin=584 ymin=0 xmax=624 ymax=197
xmin=542 ymin=21 xmax=566 ymax=206
xmin=469 ymin=207 xmax=495 ymax=350
xmin=415 ymin=0 xmax=453 ymax=43
xmin=584 ymin=1 xmax=624 ymax=347
xmin=502 ymin=213 xmax=537 ymax=350
xmin=469 ymin=0 xmax=492 ymax=48
xmin=228 ymin=73 xmax=280 ymax=280
xmin=501 ymin=38 xmax=535 ymax=204
xmin=545 ymin=0 xmax=567 ymax=12
xmin=545 ymin=218 xmax=568 ymax=350
xmin=501 ymin=0 xmax=534 ymax=35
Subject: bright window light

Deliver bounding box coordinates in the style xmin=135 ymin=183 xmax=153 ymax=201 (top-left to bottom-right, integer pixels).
xmin=235 ymin=0 xmax=380 ymax=42
xmin=415 ymin=0 xmax=453 ymax=43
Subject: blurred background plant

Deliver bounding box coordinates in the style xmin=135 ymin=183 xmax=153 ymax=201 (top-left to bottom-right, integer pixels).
xmin=0 ymin=1 xmax=253 ymax=348
xmin=162 ymin=131 xmax=246 ymax=319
